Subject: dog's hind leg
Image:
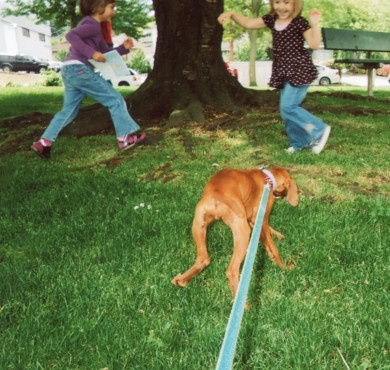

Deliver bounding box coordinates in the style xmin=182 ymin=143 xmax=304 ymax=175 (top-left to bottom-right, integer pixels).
xmin=171 ymin=201 xmax=213 ymax=288
xmin=224 ymin=216 xmax=251 ymax=298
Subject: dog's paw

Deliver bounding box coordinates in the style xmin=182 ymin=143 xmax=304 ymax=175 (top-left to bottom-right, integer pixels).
xmin=171 ymin=275 xmax=188 ymax=287
xmin=286 ymin=263 xmax=295 ymax=270
xmin=269 ymin=227 xmax=285 ymax=240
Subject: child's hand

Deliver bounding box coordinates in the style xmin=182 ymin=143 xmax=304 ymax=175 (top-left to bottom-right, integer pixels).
xmin=123 ymin=37 xmax=134 ymax=50
xmin=92 ymin=52 xmax=106 ymax=62
xmin=218 ymin=11 xmax=233 ymax=25
xmin=309 ymin=9 xmax=321 ymax=26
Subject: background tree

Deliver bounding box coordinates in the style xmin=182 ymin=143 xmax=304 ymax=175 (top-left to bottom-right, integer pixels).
xmin=3 ymin=0 xmax=152 ymax=37
xmin=247 ymin=0 xmax=265 ymax=86
xmin=305 ymin=0 xmax=390 ymax=32
xmin=221 ymin=0 xmax=267 ymax=86
xmin=221 ymin=0 xmax=247 ymax=61
xmin=234 ymin=36 xmax=272 ymax=61
xmin=4 ymin=0 xmax=79 ymax=28
xmin=304 ymin=0 xmax=390 ymax=59
xmin=127 ymin=0 xmax=274 ymax=123
xmin=111 ymin=0 xmax=153 ymax=39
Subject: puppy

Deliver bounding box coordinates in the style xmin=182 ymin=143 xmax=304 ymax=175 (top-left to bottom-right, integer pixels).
xmin=172 ymin=167 xmax=298 ymax=298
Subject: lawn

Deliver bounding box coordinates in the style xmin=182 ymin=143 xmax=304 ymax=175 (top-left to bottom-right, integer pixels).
xmin=0 ymin=85 xmax=389 ymax=369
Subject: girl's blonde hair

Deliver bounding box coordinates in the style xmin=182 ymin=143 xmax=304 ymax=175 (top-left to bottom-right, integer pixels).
xmin=268 ymin=0 xmax=303 ymax=18
xmin=79 ymin=0 xmax=115 ymax=16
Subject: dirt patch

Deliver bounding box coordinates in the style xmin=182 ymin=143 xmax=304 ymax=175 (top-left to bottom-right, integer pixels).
xmin=1 ymin=90 xmax=389 ymax=174
xmin=0 ymin=92 xmax=386 ymax=158
xmin=137 ymin=161 xmax=184 ymax=183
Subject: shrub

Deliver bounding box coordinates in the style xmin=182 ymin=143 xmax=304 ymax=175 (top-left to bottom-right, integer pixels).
xmin=44 ymin=69 xmax=62 ymax=87
xmin=128 ymin=49 xmax=152 ymax=73
xmin=56 ymin=50 xmax=68 ymax=62
xmin=234 ymin=36 xmax=273 ymax=61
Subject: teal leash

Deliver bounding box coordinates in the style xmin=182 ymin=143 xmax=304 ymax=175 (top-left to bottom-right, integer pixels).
xmin=216 ymin=183 xmax=271 ymax=370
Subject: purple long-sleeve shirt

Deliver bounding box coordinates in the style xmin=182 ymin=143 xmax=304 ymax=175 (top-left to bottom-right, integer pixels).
xmin=65 ymin=16 xmax=128 ymax=68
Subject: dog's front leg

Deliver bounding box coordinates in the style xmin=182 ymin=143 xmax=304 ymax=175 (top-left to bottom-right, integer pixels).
xmin=260 ymin=221 xmax=285 ymax=269
xmin=269 ymin=226 xmax=285 ymax=240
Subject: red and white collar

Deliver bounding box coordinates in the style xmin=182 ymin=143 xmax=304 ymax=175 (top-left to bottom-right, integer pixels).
xmin=260 ymin=168 xmax=277 ymax=191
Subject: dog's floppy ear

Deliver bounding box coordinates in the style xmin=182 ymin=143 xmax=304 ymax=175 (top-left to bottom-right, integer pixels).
xmin=285 ymin=177 xmax=299 ymax=206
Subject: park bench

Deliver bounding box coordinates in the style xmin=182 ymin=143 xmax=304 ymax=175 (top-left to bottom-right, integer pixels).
xmin=321 ymin=28 xmax=390 ymax=96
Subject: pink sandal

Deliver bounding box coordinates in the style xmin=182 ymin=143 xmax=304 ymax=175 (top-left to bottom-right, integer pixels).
xmin=118 ymin=132 xmax=146 ymax=150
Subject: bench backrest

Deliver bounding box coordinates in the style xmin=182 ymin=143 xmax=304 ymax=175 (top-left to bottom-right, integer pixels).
xmin=322 ymin=28 xmax=390 ymax=52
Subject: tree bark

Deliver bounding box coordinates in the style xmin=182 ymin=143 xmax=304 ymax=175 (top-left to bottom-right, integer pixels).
xmin=248 ymin=0 xmax=263 ymax=87
xmin=68 ymin=0 xmax=79 ymax=29
xmin=229 ymin=40 xmax=234 ymax=61
xmin=249 ymin=29 xmax=257 ymax=86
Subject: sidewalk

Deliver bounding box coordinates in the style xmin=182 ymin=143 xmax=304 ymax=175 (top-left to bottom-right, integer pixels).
xmin=0 ymin=71 xmax=45 ymax=87
xmin=341 ymin=74 xmax=390 ymax=87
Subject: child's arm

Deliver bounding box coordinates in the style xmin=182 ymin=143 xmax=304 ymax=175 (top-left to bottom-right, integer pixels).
xmin=218 ymin=11 xmax=266 ymax=30
xmin=110 ymin=37 xmax=132 ymax=57
xmin=90 ymin=44 xmax=129 ymax=63
xmin=303 ymin=9 xmax=321 ymax=50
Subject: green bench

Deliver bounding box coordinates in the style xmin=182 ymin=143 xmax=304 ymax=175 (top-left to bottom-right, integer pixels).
xmin=322 ymin=28 xmax=390 ymax=96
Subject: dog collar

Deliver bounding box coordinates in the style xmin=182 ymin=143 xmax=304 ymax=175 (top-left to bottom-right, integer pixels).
xmin=260 ymin=168 xmax=277 ymax=191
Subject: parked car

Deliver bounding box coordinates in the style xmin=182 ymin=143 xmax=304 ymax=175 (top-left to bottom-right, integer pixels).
xmin=378 ymin=64 xmax=390 ymax=77
xmin=0 ymin=54 xmax=49 ymax=74
xmin=225 ymin=62 xmax=238 ymax=79
xmin=48 ymin=60 xmax=64 ymax=72
xmin=313 ymin=64 xmax=340 ymax=86
xmin=108 ymin=68 xmax=147 ymax=87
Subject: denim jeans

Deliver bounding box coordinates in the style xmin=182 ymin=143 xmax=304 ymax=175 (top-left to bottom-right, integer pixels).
xmin=280 ymin=82 xmax=327 ymax=150
xmin=42 ymin=64 xmax=140 ymax=142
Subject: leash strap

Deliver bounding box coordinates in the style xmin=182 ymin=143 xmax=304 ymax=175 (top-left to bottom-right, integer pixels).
xmin=216 ymin=184 xmax=271 ymax=370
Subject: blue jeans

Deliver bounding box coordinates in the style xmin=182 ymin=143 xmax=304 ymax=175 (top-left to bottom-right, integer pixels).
xmin=42 ymin=64 xmax=140 ymax=142
xmin=280 ymin=82 xmax=327 ymax=150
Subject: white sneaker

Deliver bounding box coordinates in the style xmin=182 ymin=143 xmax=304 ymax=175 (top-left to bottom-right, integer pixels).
xmin=285 ymin=147 xmax=296 ymax=153
xmin=312 ymin=126 xmax=331 ymax=154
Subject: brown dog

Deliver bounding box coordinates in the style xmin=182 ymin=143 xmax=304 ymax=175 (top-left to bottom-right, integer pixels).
xmin=171 ymin=167 xmax=298 ymax=298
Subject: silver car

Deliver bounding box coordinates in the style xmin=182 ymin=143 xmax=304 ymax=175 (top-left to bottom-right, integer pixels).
xmin=313 ymin=64 xmax=341 ymax=86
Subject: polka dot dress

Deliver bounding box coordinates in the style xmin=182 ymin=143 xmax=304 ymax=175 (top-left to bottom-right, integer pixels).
xmin=263 ymin=14 xmax=318 ymax=89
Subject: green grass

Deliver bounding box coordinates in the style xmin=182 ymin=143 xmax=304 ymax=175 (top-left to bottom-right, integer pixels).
xmin=0 ymin=85 xmax=389 ymax=368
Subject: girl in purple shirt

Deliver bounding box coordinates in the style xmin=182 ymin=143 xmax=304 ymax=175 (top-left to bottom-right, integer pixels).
xmin=32 ymin=0 xmax=145 ymax=159
xmin=219 ymin=0 xmax=331 ymax=154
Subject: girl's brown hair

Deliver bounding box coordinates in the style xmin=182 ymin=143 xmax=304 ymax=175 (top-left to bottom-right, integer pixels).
xmin=79 ymin=0 xmax=115 ymax=16
xmin=268 ymin=0 xmax=303 ymax=18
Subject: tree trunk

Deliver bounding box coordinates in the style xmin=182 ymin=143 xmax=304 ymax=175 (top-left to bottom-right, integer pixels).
xmin=68 ymin=0 xmax=79 ymax=29
xmin=229 ymin=40 xmax=234 ymax=61
xmin=248 ymin=0 xmax=264 ymax=87
xmin=126 ymin=0 xmax=276 ymax=123
xmin=249 ymin=30 xmax=257 ymax=86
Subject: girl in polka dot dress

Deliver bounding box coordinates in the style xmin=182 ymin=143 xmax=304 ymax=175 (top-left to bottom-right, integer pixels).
xmin=218 ymin=0 xmax=331 ymax=154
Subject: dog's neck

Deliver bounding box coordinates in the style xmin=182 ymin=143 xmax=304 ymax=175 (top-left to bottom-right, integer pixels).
xmin=259 ymin=168 xmax=277 ymax=191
